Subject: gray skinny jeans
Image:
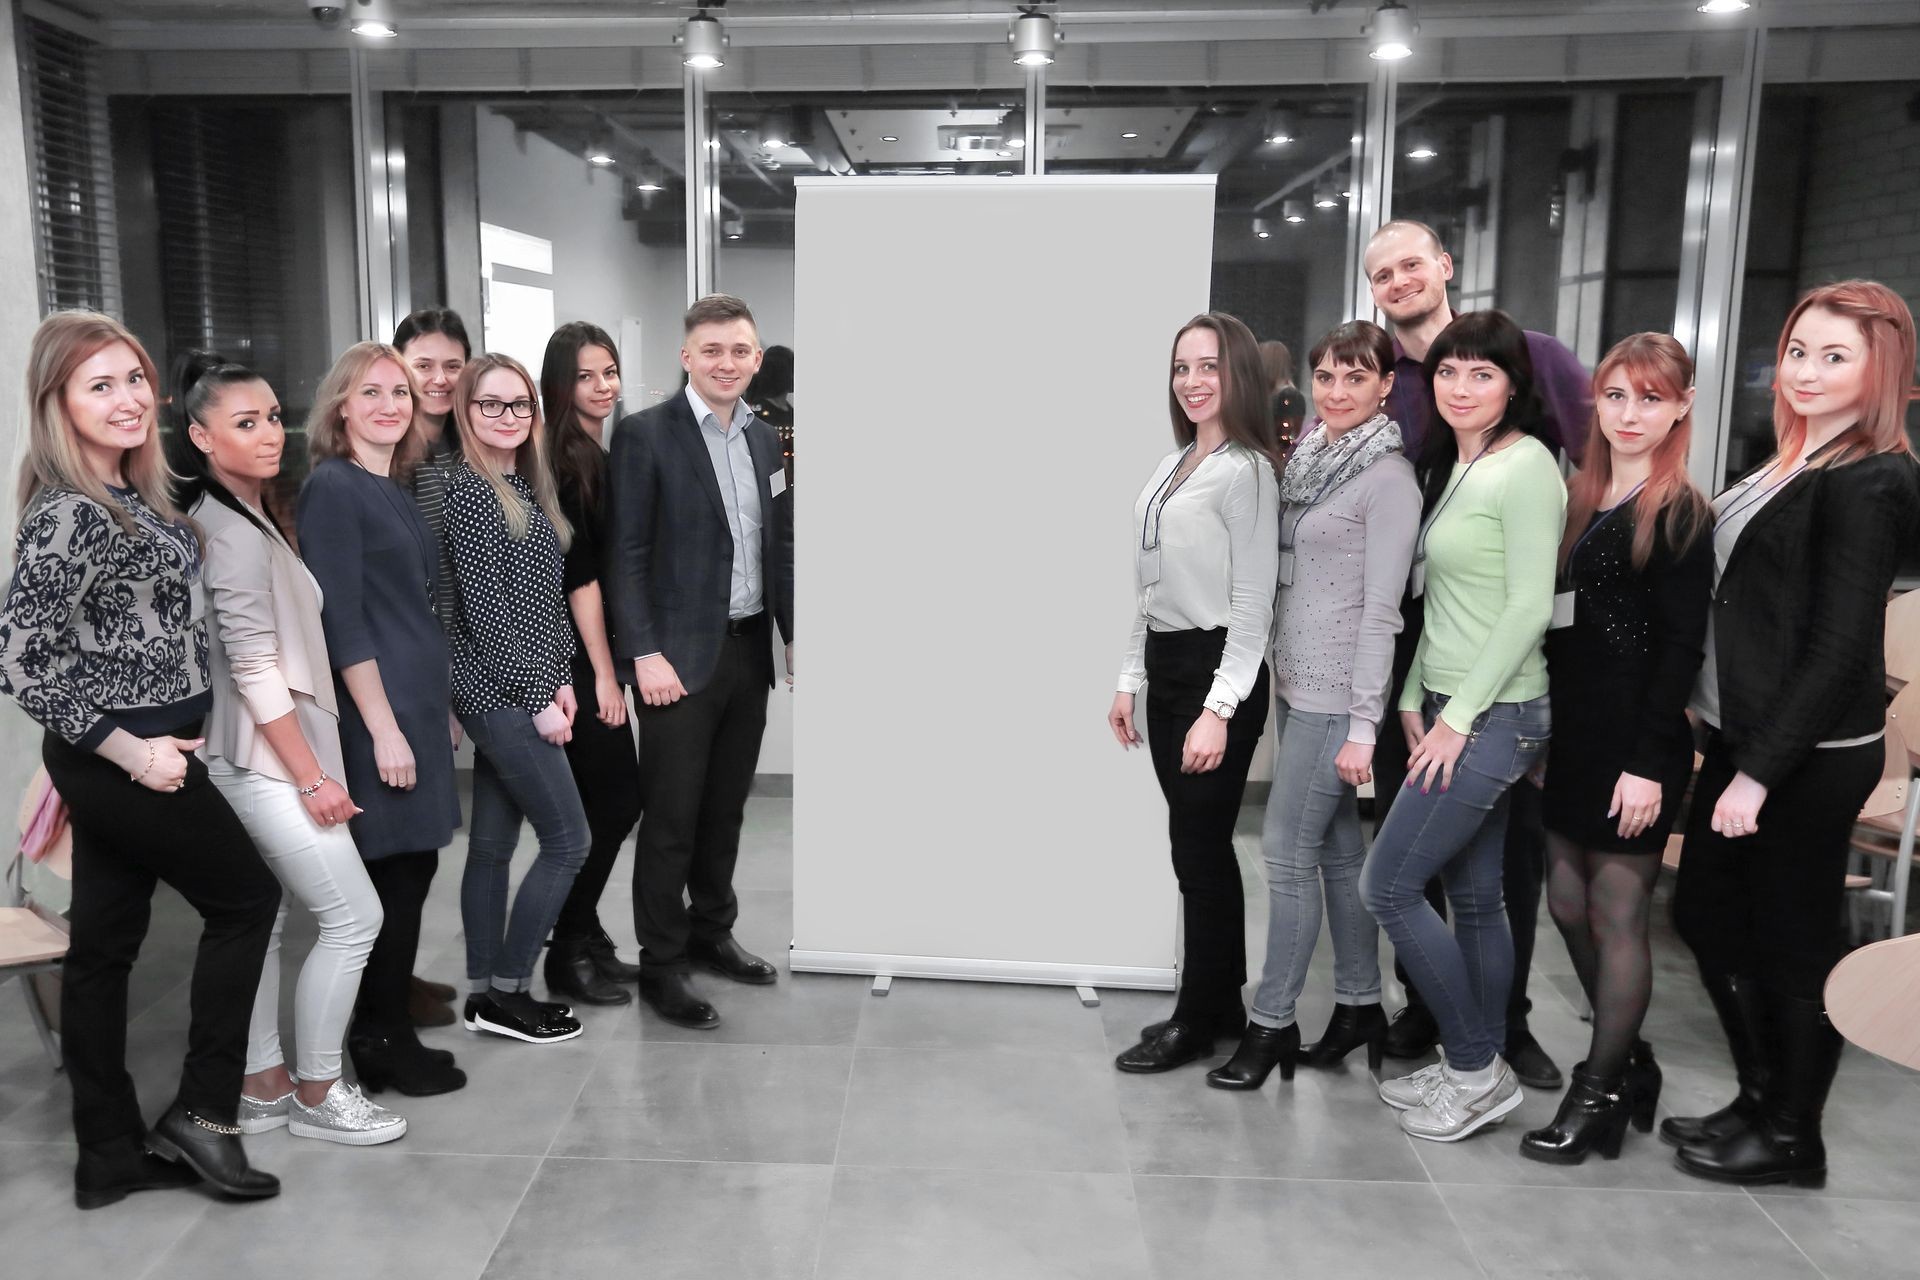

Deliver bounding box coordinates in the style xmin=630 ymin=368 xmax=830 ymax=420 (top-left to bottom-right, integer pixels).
xmin=1250 ymin=699 xmax=1381 ymax=1029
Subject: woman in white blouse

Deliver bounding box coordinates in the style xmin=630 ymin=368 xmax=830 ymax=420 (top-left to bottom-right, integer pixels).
xmin=1110 ymin=312 xmax=1281 ymax=1075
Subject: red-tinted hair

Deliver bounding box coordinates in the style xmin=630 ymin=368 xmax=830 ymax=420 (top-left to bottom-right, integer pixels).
xmin=1773 ymin=279 xmax=1917 ymax=469
xmin=1560 ymin=333 xmax=1710 ymax=572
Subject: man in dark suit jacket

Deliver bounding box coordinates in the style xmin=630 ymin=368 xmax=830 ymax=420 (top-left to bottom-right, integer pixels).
xmin=606 ymin=294 xmax=795 ymax=1028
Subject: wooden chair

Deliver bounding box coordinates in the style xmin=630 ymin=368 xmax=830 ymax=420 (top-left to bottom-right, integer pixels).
xmin=1826 ymin=934 xmax=1920 ymax=1070
xmin=1886 ymin=588 xmax=1920 ymax=694
xmin=1849 ymin=697 xmax=1920 ymax=939
xmin=1 ymin=845 xmax=68 ymax=1071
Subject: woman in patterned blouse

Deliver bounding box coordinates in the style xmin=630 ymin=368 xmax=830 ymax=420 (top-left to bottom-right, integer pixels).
xmin=443 ymin=353 xmax=591 ymax=1045
xmin=0 ymin=311 xmax=282 ymax=1208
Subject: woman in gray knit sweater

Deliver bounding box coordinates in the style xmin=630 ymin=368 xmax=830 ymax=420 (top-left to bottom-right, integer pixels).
xmin=1209 ymin=321 xmax=1422 ymax=1089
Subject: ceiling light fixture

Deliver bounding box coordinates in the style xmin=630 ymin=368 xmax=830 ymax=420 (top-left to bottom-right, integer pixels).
xmin=1366 ymin=2 xmax=1417 ymax=61
xmin=723 ymin=216 xmax=745 ymax=241
xmin=1121 ymin=131 xmax=1140 ymax=139
xmin=1405 ymin=138 xmax=1438 ymax=160
xmin=588 ymin=152 xmax=615 ymax=167
xmin=881 ymin=134 xmax=899 ymax=142
xmin=678 ymin=12 xmax=727 ymax=70
xmin=1253 ymin=217 xmax=1271 ymax=240
xmin=1282 ymin=198 xmax=1307 ymax=224
xmin=1265 ymin=111 xmax=1294 ymax=146
xmin=1314 ymin=184 xmax=1341 ymax=208
xmin=635 ymin=168 xmax=665 ymax=193
xmin=1696 ymin=0 xmax=1750 ymax=12
xmin=1006 ymin=137 xmax=1026 ymax=149
xmin=1009 ymin=11 xmax=1060 ymax=68
xmin=351 ymin=20 xmax=397 ymax=38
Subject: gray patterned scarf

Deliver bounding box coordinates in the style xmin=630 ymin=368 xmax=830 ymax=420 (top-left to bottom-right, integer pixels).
xmin=1280 ymin=413 xmax=1404 ymax=506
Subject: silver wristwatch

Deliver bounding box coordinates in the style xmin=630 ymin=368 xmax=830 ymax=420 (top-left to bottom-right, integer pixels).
xmin=1206 ymin=698 xmax=1235 ymax=721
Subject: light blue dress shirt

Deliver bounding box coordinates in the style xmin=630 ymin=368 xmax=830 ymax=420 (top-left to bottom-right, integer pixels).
xmin=685 ymin=384 xmax=765 ymax=618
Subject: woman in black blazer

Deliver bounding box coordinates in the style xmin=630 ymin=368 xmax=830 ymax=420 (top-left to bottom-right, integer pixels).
xmin=1669 ymin=280 xmax=1920 ymax=1189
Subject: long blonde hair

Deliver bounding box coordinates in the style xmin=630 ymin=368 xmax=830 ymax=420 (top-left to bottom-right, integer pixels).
xmin=16 ymin=311 xmax=183 ymax=536
xmin=450 ymin=354 xmax=572 ymax=548
xmin=1772 ymin=280 xmax=1917 ymax=470
xmin=305 ymin=341 xmax=428 ymax=484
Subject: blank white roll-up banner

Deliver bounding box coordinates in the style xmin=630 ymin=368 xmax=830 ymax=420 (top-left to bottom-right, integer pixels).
xmin=791 ymin=175 xmax=1217 ymax=990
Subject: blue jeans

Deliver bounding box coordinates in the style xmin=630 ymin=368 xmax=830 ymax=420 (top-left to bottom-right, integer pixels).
xmin=1360 ymin=692 xmax=1549 ymax=1071
xmin=1250 ymin=699 xmax=1380 ymax=1029
xmin=459 ymin=707 xmax=591 ymax=993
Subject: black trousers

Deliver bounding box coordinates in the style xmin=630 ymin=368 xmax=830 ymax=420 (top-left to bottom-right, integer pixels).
xmin=631 ymin=616 xmax=771 ymax=972
xmin=42 ymin=729 xmax=279 ymax=1145
xmin=553 ymin=658 xmax=643 ymax=940
xmin=358 ymin=850 xmax=440 ymax=1033
xmin=1375 ymin=684 xmax=1545 ymax=1035
xmin=1672 ymin=731 xmax=1880 ymax=999
xmin=1144 ymin=628 xmax=1269 ymax=1027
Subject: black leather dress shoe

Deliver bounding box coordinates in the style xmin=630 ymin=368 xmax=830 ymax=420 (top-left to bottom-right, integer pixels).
xmin=586 ymin=929 xmax=643 ymax=984
xmin=74 ymin=1137 xmax=201 ymax=1210
xmin=1506 ymin=1029 xmax=1564 ymax=1090
xmin=545 ymin=936 xmax=634 ymax=1006
xmin=1115 ymin=1021 xmax=1219 ymax=1074
xmin=689 ymin=936 xmax=778 ymax=985
xmin=640 ymin=971 xmax=722 ymax=1028
xmin=145 ymin=1103 xmax=280 ymax=1199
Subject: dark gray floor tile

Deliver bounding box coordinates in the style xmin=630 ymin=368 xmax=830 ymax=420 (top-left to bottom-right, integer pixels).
xmin=1439 ymin=1183 xmax=1822 ymax=1279
xmin=837 ymin=1047 xmax=1129 ymax=1174
xmin=1752 ymin=1194 xmax=1920 ymax=1279
xmin=482 ymin=1158 xmax=831 ymax=1280
xmin=356 ymin=1032 xmax=605 ymax=1157
xmin=1135 ymin=1175 xmax=1482 ymax=1279
xmin=855 ymin=977 xmax=1109 ymax=1054
xmin=816 ymin=1166 xmax=1152 ymax=1280
xmin=615 ymin=968 xmax=869 ymax=1047
xmin=550 ymin=1042 xmax=851 ymax=1164
xmin=143 ymin=1149 xmax=539 ymax=1280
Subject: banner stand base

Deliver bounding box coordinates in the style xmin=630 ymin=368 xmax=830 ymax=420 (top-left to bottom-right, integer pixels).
xmin=789 ymin=948 xmax=1176 ymax=992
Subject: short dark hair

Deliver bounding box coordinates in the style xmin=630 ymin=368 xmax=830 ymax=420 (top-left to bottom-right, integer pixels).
xmin=393 ymin=307 xmax=472 ymax=359
xmin=749 ymin=345 xmax=794 ymax=401
xmin=1415 ymin=310 xmax=1552 ymax=513
xmin=1307 ymin=320 xmax=1395 ymax=377
xmin=684 ymin=294 xmax=757 ymax=336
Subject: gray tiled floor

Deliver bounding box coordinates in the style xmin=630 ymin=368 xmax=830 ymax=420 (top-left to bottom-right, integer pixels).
xmin=4 ymin=797 xmax=1920 ymax=1280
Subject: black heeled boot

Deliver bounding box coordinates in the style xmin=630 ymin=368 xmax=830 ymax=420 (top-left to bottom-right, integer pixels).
xmin=1206 ymin=1023 xmax=1300 ymax=1090
xmin=1676 ymin=992 xmax=1841 ymax=1188
xmin=144 ymin=1102 xmax=280 ymax=1199
xmin=585 ymin=928 xmax=642 ymax=984
xmin=1297 ymin=1002 xmax=1388 ymax=1072
xmin=1625 ymin=1039 xmax=1662 ymax=1134
xmin=1519 ymin=1065 xmax=1632 ymax=1164
xmin=349 ymin=1028 xmax=469 ymax=1096
xmin=1660 ymin=972 xmax=1769 ymax=1147
xmin=74 ymin=1135 xmax=201 ymax=1210
xmin=545 ymin=935 xmax=634 ymax=1006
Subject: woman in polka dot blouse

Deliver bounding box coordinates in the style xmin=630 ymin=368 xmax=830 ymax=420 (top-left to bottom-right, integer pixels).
xmin=442 ymin=353 xmax=591 ymax=1046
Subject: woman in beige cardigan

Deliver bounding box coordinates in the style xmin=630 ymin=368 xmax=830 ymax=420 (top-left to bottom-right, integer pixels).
xmin=177 ymin=353 xmax=406 ymax=1146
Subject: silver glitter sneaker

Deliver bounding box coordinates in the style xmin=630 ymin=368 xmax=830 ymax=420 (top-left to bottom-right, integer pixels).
xmin=1400 ymin=1059 xmax=1524 ymax=1142
xmin=288 ymin=1081 xmax=408 ymax=1146
xmin=1378 ymin=1061 xmax=1447 ymax=1111
xmin=237 ymin=1089 xmax=293 ymax=1134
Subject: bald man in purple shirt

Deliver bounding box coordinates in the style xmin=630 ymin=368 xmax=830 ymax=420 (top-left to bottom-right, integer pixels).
xmin=1363 ymin=220 xmax=1591 ymax=1093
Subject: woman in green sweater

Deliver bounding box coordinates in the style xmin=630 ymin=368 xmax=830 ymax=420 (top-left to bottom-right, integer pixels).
xmin=1359 ymin=310 xmax=1565 ymax=1143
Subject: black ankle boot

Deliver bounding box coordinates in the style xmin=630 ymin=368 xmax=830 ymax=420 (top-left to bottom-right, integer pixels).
xmin=1519 ymin=1065 xmax=1632 ymax=1164
xmin=545 ymin=935 xmax=634 ymax=1006
xmin=1298 ymin=1003 xmax=1389 ymax=1072
xmin=144 ymin=1103 xmax=279 ymax=1199
xmin=1383 ymin=1002 xmax=1440 ymax=1059
xmin=1661 ymin=972 xmax=1768 ymax=1147
xmin=349 ymin=1028 xmax=468 ymax=1096
xmin=1625 ymin=1039 xmax=1662 ymax=1134
xmin=1676 ymin=992 xmax=1840 ymax=1188
xmin=585 ymin=929 xmax=642 ymax=983
xmin=1206 ymin=1023 xmax=1300 ymax=1090
xmin=74 ymin=1135 xmax=201 ymax=1210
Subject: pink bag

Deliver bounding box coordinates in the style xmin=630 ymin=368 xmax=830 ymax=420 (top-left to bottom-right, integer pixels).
xmin=18 ymin=766 xmax=69 ymax=865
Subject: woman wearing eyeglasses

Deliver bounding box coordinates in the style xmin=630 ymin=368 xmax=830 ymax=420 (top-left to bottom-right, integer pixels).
xmin=444 ymin=355 xmax=590 ymax=1045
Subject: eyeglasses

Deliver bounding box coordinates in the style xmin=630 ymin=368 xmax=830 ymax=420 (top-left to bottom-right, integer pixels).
xmin=471 ymin=398 xmax=535 ymax=419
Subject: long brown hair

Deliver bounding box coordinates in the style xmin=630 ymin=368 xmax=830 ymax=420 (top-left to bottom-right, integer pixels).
xmin=16 ymin=311 xmax=183 ymax=537
xmin=450 ymin=354 xmax=573 ymax=549
xmin=305 ymin=342 xmax=429 ymax=484
xmin=1560 ymin=333 xmax=1710 ymax=572
xmin=539 ymin=321 xmax=619 ymax=512
xmin=1167 ymin=312 xmax=1280 ymax=476
xmin=1772 ymin=279 xmax=1917 ymax=470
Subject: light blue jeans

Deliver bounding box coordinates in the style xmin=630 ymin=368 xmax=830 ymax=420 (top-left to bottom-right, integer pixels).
xmin=459 ymin=707 xmax=590 ymax=993
xmin=1360 ymin=692 xmax=1551 ymax=1072
xmin=1250 ymin=700 xmax=1381 ymax=1030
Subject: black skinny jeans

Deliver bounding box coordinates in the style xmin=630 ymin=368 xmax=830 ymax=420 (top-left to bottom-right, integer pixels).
xmin=358 ymin=850 xmax=440 ymax=1034
xmin=553 ymin=657 xmax=642 ymax=941
xmin=1673 ymin=731 xmax=1881 ymax=999
xmin=43 ymin=728 xmax=279 ymax=1146
xmin=1144 ymin=628 xmax=1269 ymax=1029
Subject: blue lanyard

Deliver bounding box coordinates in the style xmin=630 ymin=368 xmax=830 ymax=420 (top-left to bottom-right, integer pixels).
xmin=1141 ymin=441 xmax=1227 ymax=551
xmin=1566 ymin=480 xmax=1646 ymax=578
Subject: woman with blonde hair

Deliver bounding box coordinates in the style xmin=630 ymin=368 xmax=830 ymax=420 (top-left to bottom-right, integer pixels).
xmin=1520 ymin=334 xmax=1712 ymax=1165
xmin=0 ymin=312 xmax=282 ymax=1206
xmin=443 ymin=353 xmax=590 ymax=1044
xmin=1670 ymin=280 xmax=1920 ymax=1187
xmin=297 ymin=341 xmax=466 ymax=1097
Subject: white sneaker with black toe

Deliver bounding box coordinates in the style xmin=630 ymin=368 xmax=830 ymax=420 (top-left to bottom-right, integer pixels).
xmin=1399 ymin=1058 xmax=1523 ymax=1141
xmin=1378 ymin=1061 xmax=1447 ymax=1110
xmin=465 ymin=990 xmax=584 ymax=1044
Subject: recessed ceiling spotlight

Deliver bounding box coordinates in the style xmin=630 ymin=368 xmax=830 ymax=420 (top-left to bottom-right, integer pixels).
xmin=351 ymin=20 xmax=397 ymax=38
xmin=588 ymin=152 xmax=615 ymax=167
xmin=1253 ymin=217 xmax=1271 ymax=240
xmin=1367 ymin=2 xmax=1417 ymax=61
xmin=1122 ymin=131 xmax=1140 ymax=139
xmin=1406 ymin=142 xmax=1438 ymax=160
xmin=723 ymin=216 xmax=745 ymax=241
xmin=1697 ymin=0 xmax=1750 ymax=12
xmin=881 ymin=135 xmax=900 ymax=142
xmin=1266 ymin=110 xmax=1294 ymax=146
xmin=1006 ymin=136 xmax=1026 ymax=149
xmin=1314 ymin=184 xmax=1341 ymax=208
xmin=1282 ymin=198 xmax=1307 ymax=224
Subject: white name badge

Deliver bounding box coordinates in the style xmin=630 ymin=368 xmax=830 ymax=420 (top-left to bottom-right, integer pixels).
xmin=770 ymin=470 xmax=788 ymax=498
xmin=1550 ymin=590 xmax=1576 ymax=630
xmin=1278 ymin=549 xmax=1295 ymax=588
xmin=1139 ymin=546 xmax=1162 ymax=587
xmin=1410 ymin=556 xmax=1426 ymax=600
